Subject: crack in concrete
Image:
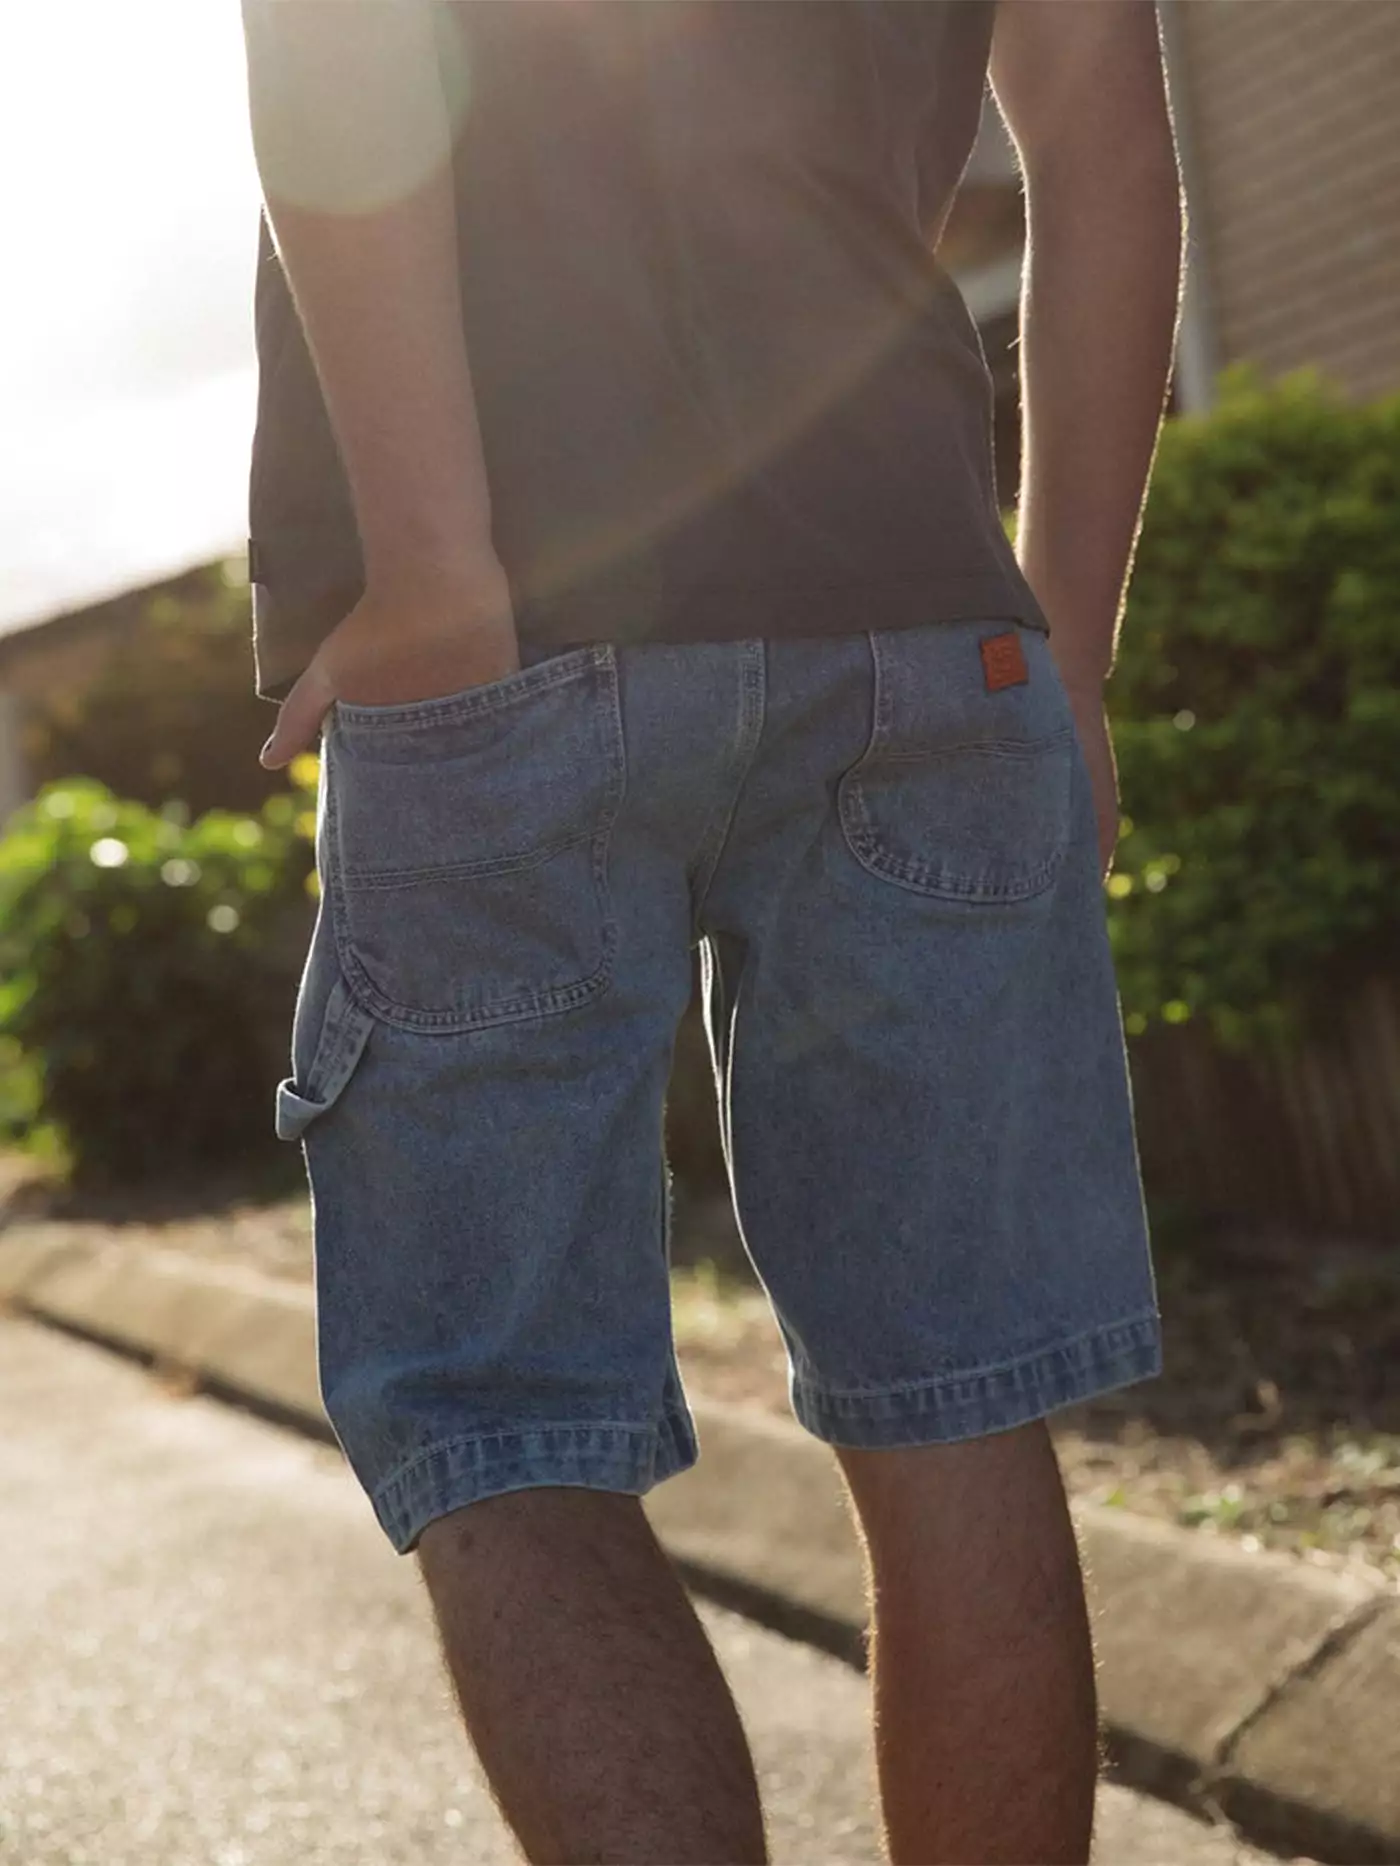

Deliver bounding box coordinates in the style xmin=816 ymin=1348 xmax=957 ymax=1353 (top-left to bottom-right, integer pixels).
xmin=1191 ymin=1591 xmax=1390 ymax=1854
xmin=1211 ymin=1593 xmax=1388 ymax=1779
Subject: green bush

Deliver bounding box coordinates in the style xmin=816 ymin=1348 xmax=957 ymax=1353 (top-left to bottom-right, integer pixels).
xmin=1107 ymin=369 xmax=1400 ymax=1048
xmin=0 ymin=765 xmax=318 ymax=1186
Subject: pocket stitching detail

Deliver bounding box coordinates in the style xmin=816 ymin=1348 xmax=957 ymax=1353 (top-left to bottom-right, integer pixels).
xmin=840 ymin=817 xmax=1068 ymax=903
xmin=332 ymin=831 xmax=620 ymax=1033
xmin=332 ymin=644 xmax=608 ymax=733
xmin=275 ymin=974 xmax=375 ymax=1140
xmin=324 ymin=650 xmax=625 ymax=1033
xmin=339 ymin=825 xmax=597 ymax=891
xmin=839 ymin=628 xmax=1076 ymax=904
xmin=861 ymin=729 xmax=1075 ymax=768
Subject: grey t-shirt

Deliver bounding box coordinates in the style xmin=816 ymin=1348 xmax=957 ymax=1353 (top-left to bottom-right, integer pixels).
xmin=248 ymin=0 xmax=1043 ymax=700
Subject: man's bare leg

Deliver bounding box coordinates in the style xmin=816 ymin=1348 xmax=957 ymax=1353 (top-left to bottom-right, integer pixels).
xmin=837 ymin=1422 xmax=1097 ymax=1866
xmin=417 ymin=1488 xmax=768 ymax=1865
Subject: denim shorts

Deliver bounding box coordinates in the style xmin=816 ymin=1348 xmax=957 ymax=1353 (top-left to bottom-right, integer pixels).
xmin=277 ymin=620 xmax=1160 ymax=1553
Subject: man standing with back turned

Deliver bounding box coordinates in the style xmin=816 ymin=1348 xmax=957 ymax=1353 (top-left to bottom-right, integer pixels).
xmin=242 ymin=4 xmax=1182 ymax=1860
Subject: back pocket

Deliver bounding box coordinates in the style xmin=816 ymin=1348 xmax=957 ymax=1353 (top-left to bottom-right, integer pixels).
xmin=838 ymin=623 xmax=1076 ymax=904
xmin=324 ymin=646 xmax=625 ymax=1031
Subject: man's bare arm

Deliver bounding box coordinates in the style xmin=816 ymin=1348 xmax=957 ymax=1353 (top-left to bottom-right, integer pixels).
xmin=242 ymin=2 xmax=515 ymax=762
xmin=991 ymin=0 xmax=1184 ymax=696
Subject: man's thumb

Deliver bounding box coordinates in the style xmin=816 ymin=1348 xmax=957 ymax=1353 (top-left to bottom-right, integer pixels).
xmin=260 ymin=667 xmax=333 ymax=770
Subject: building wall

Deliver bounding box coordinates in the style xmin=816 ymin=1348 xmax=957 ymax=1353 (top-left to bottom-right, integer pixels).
xmin=0 ymin=694 xmax=29 ymax=832
xmin=1175 ymin=0 xmax=1400 ymax=401
xmin=0 ymin=628 xmax=116 ymax=830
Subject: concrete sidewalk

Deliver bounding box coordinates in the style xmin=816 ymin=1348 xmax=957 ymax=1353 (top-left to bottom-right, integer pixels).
xmin=3 ymin=1231 xmax=1397 ymax=1863
xmin=0 ymin=1315 xmax=1290 ymax=1864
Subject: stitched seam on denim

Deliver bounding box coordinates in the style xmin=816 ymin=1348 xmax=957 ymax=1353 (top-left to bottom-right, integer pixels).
xmin=691 ymin=640 xmax=768 ymax=932
xmin=370 ymin=1417 xmax=688 ymax=1502
xmin=792 ymin=1340 xmax=1162 ymax=1441
xmin=837 ymin=656 xmax=1074 ymax=901
xmin=326 ymin=652 xmax=625 ymax=1032
xmin=306 ymin=983 xmax=373 ymax=1107
xmin=333 ymin=645 xmax=609 ymax=730
xmin=792 ymin=1312 xmax=1161 ymax=1406
xmin=340 ymin=826 xmax=594 ymax=891
xmin=841 ymin=836 xmax=1068 ymax=903
xmin=795 ymin=1341 xmax=1165 ymax=1426
xmin=596 ymin=645 xmax=629 ymax=941
xmin=338 ymin=921 xmax=617 ymax=1032
xmin=832 ymin=631 xmax=886 ymax=855
xmin=863 ymin=727 xmax=1076 ymax=767
xmin=304 ymin=983 xmax=350 ymax=1101
xmin=599 ymin=643 xmax=629 ymax=814
xmin=794 ymin=1364 xmax=1163 ymax=1434
xmin=332 ymin=866 xmax=615 ymax=1030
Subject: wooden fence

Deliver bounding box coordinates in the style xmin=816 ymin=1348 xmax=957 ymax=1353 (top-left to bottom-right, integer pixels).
xmin=1129 ymin=974 xmax=1400 ymax=1243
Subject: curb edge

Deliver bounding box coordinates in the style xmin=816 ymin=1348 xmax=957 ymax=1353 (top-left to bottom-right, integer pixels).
xmin=3 ymin=1237 xmax=1396 ymax=1863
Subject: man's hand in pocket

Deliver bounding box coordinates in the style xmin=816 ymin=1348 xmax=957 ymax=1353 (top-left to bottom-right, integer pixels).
xmin=259 ymin=557 xmax=520 ymax=769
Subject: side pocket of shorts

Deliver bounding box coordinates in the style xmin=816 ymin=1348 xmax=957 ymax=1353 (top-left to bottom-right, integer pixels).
xmin=275 ymin=960 xmax=375 ymax=1144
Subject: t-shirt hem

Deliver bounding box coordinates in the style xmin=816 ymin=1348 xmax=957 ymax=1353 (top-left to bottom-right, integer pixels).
xmin=251 ymin=562 xmax=1048 ymax=702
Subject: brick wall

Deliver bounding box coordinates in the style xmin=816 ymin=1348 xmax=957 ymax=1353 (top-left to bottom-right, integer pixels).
xmin=1175 ymin=0 xmax=1400 ymax=401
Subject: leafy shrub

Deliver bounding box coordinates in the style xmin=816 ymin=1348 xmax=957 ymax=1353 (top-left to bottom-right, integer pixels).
xmin=0 ymin=762 xmax=318 ymax=1186
xmin=1107 ymin=370 xmax=1400 ymax=1048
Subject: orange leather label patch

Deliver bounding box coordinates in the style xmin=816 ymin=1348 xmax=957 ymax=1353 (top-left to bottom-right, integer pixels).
xmin=981 ymin=631 xmax=1029 ymax=692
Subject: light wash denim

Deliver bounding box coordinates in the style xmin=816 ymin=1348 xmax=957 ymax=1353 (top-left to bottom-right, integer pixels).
xmin=277 ymin=620 xmax=1160 ymax=1553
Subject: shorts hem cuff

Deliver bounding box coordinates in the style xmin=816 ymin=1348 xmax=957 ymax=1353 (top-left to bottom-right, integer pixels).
xmin=369 ymin=1409 xmax=700 ymax=1554
xmin=791 ymin=1313 xmax=1162 ymax=1449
